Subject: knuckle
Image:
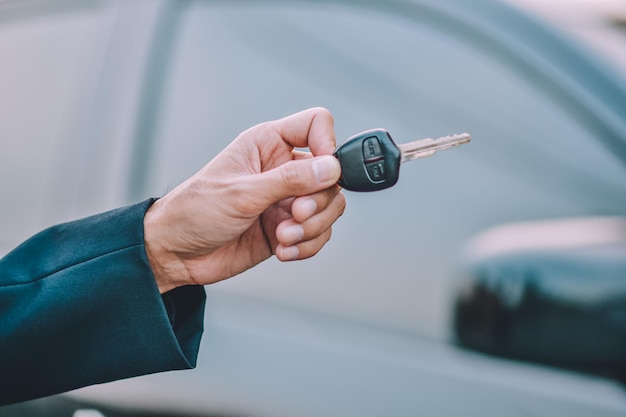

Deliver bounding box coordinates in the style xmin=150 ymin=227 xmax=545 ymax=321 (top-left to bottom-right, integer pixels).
xmin=324 ymin=227 xmax=333 ymax=244
xmin=311 ymin=106 xmax=333 ymax=120
xmin=331 ymin=191 xmax=347 ymax=218
xmin=337 ymin=192 xmax=347 ymax=214
xmin=279 ymin=162 xmax=305 ymax=188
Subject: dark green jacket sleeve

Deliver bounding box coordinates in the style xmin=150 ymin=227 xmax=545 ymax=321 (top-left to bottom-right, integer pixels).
xmin=0 ymin=199 xmax=206 ymax=405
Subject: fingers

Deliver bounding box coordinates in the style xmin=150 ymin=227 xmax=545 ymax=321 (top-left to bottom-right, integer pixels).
xmin=290 ymin=185 xmax=342 ymax=223
xmin=248 ymin=155 xmax=341 ymax=205
xmin=234 ymin=107 xmax=340 ymax=206
xmin=275 ymin=230 xmax=332 ymax=262
xmin=274 ymin=186 xmax=346 ymax=261
xmin=271 ymin=107 xmax=336 ymax=156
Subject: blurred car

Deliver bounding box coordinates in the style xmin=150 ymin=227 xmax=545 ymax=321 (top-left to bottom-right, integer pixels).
xmin=454 ymin=216 xmax=626 ymax=383
xmin=1 ymin=0 xmax=626 ymax=416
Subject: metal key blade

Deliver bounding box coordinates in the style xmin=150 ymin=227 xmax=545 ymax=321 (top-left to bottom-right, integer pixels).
xmin=397 ymin=133 xmax=471 ymax=163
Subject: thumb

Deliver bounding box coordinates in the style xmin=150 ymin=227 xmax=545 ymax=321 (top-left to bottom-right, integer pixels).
xmin=250 ymin=155 xmax=341 ymax=203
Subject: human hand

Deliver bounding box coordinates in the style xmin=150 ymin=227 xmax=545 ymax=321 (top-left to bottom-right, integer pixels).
xmin=144 ymin=108 xmax=346 ymax=293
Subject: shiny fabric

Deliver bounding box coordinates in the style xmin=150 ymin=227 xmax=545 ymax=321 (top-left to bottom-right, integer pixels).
xmin=0 ymin=199 xmax=206 ymax=404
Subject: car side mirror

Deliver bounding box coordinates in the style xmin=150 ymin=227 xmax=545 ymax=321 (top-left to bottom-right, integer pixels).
xmin=452 ymin=217 xmax=626 ymax=383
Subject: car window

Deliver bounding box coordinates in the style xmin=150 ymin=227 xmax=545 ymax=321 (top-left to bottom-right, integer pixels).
xmin=0 ymin=0 xmax=163 ymax=257
xmin=0 ymin=1 xmax=182 ymax=257
xmin=0 ymin=3 xmax=111 ymax=253
xmin=140 ymin=2 xmax=626 ymax=339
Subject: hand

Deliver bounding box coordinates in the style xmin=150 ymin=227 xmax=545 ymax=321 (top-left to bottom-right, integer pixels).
xmin=144 ymin=108 xmax=346 ymax=293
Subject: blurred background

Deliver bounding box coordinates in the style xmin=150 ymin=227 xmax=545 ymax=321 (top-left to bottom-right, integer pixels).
xmin=1 ymin=0 xmax=626 ymax=416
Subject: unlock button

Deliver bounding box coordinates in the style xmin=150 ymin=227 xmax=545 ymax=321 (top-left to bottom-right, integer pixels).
xmin=366 ymin=160 xmax=386 ymax=182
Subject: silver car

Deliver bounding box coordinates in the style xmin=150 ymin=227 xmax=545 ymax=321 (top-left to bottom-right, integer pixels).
xmin=1 ymin=0 xmax=625 ymax=415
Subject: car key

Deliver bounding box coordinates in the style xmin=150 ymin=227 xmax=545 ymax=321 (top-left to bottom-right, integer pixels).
xmin=333 ymin=129 xmax=471 ymax=191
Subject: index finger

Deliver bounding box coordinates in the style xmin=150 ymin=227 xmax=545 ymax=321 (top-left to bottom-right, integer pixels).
xmin=271 ymin=107 xmax=336 ymax=156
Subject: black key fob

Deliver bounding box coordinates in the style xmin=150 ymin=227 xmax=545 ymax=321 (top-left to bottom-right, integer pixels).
xmin=333 ymin=128 xmax=401 ymax=192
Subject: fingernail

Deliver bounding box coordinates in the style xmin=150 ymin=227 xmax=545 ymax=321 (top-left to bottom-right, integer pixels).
xmin=312 ymin=156 xmax=340 ymax=183
xmin=299 ymin=198 xmax=317 ymax=219
xmin=279 ymin=245 xmax=299 ymax=261
xmin=282 ymin=224 xmax=304 ymax=243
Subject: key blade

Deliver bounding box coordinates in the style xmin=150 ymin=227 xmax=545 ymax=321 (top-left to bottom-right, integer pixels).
xmin=398 ymin=133 xmax=471 ymax=163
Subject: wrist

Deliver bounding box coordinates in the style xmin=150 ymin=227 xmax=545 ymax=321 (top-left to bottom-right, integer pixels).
xmin=144 ymin=199 xmax=191 ymax=294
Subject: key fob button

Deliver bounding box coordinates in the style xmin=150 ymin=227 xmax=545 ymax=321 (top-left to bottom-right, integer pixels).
xmin=366 ymin=160 xmax=386 ymax=181
xmin=362 ymin=136 xmax=383 ymax=159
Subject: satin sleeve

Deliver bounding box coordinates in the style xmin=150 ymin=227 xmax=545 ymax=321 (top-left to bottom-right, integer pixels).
xmin=0 ymin=199 xmax=206 ymax=405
